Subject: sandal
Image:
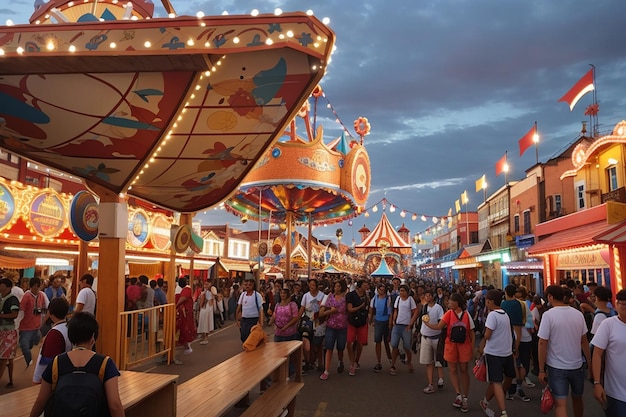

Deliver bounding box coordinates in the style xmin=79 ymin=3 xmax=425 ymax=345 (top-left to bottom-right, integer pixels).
xmin=390 ymin=366 xmax=397 ymax=376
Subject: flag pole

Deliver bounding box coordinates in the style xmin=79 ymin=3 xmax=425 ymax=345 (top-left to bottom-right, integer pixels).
xmin=465 ymin=199 xmax=469 ymax=245
xmin=534 ymin=121 xmax=539 ymax=165
xmin=504 ymin=151 xmax=508 ymax=185
xmin=590 ymin=64 xmax=598 ymax=137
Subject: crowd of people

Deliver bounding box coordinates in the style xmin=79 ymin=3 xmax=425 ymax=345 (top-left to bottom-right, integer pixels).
xmin=2 ymin=270 xmax=625 ymax=417
xmin=228 ymin=274 xmax=625 ymax=417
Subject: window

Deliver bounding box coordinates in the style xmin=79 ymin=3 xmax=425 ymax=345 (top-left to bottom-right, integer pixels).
xmin=523 ymin=210 xmax=531 ymax=234
xmin=607 ymin=166 xmax=618 ymax=191
xmin=575 ymin=181 xmax=585 ymax=210
xmin=514 ymin=215 xmax=520 ymax=233
xmin=554 ymin=194 xmax=562 ymax=215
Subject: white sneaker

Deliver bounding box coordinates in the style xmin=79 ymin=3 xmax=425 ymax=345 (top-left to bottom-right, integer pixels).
xmin=184 ymin=348 xmax=193 ymax=355
xmin=523 ymin=377 xmax=535 ymax=388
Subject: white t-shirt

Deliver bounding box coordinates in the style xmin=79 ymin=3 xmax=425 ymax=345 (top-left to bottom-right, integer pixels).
xmin=590 ymin=316 xmax=626 ymax=402
xmin=76 ymin=287 xmax=96 ymax=315
xmin=420 ymin=303 xmax=444 ymax=337
xmin=394 ymin=296 xmax=416 ymax=325
xmin=237 ymin=291 xmax=262 ymax=318
xmin=301 ymin=291 xmax=324 ymax=320
xmin=590 ymin=308 xmax=616 ymax=335
xmin=537 ymin=306 xmax=587 ymax=370
xmin=484 ymin=309 xmax=513 ymax=357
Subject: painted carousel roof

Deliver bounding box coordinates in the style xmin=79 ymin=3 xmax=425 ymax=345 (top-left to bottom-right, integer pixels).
xmin=225 ymin=124 xmax=371 ymax=225
xmin=355 ymin=212 xmax=411 ymax=253
xmin=0 ymin=1 xmax=335 ymax=213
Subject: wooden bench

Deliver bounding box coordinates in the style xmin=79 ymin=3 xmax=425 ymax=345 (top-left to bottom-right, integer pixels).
xmin=1 ymin=371 xmax=178 ymax=417
xmin=176 ymin=340 xmax=303 ymax=417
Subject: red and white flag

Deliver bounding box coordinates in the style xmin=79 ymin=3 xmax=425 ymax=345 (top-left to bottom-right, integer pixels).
xmin=558 ymin=68 xmax=594 ymax=111
xmin=518 ymin=124 xmax=537 ymax=156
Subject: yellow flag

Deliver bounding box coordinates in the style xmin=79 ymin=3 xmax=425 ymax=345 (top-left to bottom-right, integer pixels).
xmin=447 ymin=208 xmax=452 ymax=217
xmin=455 ymin=199 xmax=461 ymax=213
xmin=475 ymin=175 xmax=486 ymax=192
xmin=461 ymin=190 xmax=469 ymax=205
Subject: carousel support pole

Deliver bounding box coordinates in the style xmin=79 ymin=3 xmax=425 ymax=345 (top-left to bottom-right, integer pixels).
xmin=86 ymin=181 xmax=127 ymax=364
xmin=286 ymin=211 xmax=293 ymax=281
xmin=74 ymin=239 xmax=90 ymax=305
xmin=307 ymin=215 xmax=313 ymax=281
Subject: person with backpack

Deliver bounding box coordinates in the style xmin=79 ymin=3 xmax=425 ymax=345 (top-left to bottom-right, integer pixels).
xmin=589 ymin=285 xmax=616 ymax=340
xmin=236 ymin=278 xmax=264 ymax=343
xmin=369 ymin=282 xmax=392 ymax=373
xmin=425 ymin=292 xmax=475 ymax=413
xmin=478 ymin=289 xmax=515 ymax=417
xmin=33 ymin=297 xmax=72 ymax=384
xmin=29 ymin=312 xmax=124 ymax=417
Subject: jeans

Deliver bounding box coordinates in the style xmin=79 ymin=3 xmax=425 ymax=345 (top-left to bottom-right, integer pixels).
xmin=19 ymin=329 xmax=41 ymax=364
xmin=546 ymin=365 xmax=585 ymax=399
xmin=239 ymin=317 xmax=258 ymax=343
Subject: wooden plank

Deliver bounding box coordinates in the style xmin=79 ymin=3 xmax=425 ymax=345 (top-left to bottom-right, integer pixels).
xmin=2 ymin=371 xmax=178 ymax=417
xmin=240 ymin=381 xmax=304 ymax=417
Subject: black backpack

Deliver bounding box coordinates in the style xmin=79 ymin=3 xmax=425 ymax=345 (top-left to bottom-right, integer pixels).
xmin=449 ymin=311 xmax=468 ymax=343
xmin=46 ymin=353 xmax=110 ymax=417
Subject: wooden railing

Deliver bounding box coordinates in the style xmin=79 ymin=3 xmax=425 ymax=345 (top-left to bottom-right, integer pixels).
xmin=118 ymin=303 xmax=175 ymax=370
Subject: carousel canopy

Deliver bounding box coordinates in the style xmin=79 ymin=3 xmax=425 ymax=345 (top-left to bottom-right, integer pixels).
xmin=0 ymin=2 xmax=335 ymax=213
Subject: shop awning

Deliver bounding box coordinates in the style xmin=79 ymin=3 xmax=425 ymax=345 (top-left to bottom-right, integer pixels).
xmin=593 ymin=220 xmax=626 ymax=245
xmin=527 ymin=221 xmax=612 ymax=255
xmin=503 ymin=261 xmax=544 ymax=273
xmin=452 ymin=263 xmax=481 ymax=270
xmin=0 ymin=253 xmax=36 ymax=269
xmin=218 ymin=259 xmax=253 ymax=273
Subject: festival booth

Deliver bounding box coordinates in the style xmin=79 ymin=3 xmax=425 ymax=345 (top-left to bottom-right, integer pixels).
xmin=528 ymin=202 xmax=626 ymax=296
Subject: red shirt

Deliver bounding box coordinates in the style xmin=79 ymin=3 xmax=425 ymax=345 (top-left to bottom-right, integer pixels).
xmin=19 ymin=290 xmax=46 ymax=331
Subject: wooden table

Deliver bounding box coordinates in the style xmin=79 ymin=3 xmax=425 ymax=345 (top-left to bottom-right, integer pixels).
xmin=1 ymin=371 xmax=178 ymax=417
xmin=177 ymin=341 xmax=303 ymax=417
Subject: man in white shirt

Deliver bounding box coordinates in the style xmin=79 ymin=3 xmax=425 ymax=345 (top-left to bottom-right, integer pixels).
xmin=538 ymin=285 xmax=591 ymax=417
xmin=74 ymin=274 xmax=97 ymax=315
xmin=479 ymin=289 xmax=515 ymax=417
xmin=591 ymin=289 xmax=626 ymax=417
xmin=420 ymin=290 xmax=445 ymax=393
xmin=236 ymin=278 xmax=263 ymax=343
xmin=389 ymin=285 xmax=417 ymax=376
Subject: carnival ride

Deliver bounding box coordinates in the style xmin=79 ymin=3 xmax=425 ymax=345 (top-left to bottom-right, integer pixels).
xmin=224 ymin=85 xmax=372 ymax=278
xmin=0 ymin=0 xmax=336 ymax=213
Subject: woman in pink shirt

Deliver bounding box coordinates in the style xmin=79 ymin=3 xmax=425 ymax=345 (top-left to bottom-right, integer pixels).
xmin=269 ymin=288 xmax=299 ymax=341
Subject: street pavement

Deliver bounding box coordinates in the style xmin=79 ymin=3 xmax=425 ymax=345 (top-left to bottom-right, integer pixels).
xmin=1 ymin=319 xmax=605 ymax=417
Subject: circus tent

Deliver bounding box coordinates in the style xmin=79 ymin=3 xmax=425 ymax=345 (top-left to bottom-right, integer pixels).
xmin=355 ymin=212 xmax=411 ymax=254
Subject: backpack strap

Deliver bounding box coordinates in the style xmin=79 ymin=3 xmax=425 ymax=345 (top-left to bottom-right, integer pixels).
xmin=51 ymin=355 xmax=59 ymax=391
xmin=98 ymin=356 xmax=110 ymax=382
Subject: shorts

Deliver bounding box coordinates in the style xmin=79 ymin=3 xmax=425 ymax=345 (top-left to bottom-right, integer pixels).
xmin=485 ymin=354 xmax=516 ymax=383
xmin=0 ymin=329 xmax=18 ymax=359
xmin=347 ymin=323 xmax=368 ymax=345
xmin=516 ymin=341 xmax=531 ymax=371
xmin=274 ymin=333 xmax=299 ymax=342
xmin=419 ymin=336 xmax=440 ymax=365
xmin=324 ymin=327 xmax=347 ymax=351
xmin=546 ymin=365 xmax=585 ymax=399
xmin=373 ymin=320 xmax=390 ymax=343
xmin=312 ymin=335 xmax=324 ymax=346
xmin=444 ymin=339 xmax=473 ymax=363
xmin=390 ymin=324 xmax=412 ymax=351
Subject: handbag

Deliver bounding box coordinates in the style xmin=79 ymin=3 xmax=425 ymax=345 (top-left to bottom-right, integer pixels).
xmin=298 ymin=314 xmax=314 ymax=337
xmin=473 ymin=355 xmax=487 ymax=382
xmin=541 ymin=385 xmax=555 ymax=414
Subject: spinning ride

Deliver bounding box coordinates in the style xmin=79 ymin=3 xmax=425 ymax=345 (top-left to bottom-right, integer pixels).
xmin=225 ymin=87 xmax=372 ymax=279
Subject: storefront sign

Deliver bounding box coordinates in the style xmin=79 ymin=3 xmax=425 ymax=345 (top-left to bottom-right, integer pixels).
xmin=69 ymin=190 xmax=99 ymax=241
xmin=29 ymin=191 xmax=66 ymax=238
xmin=0 ymin=183 xmax=16 ymax=232
xmin=127 ymin=209 xmax=150 ymax=248
xmin=557 ymin=250 xmax=608 ymax=268
xmin=150 ymin=214 xmax=171 ymax=251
